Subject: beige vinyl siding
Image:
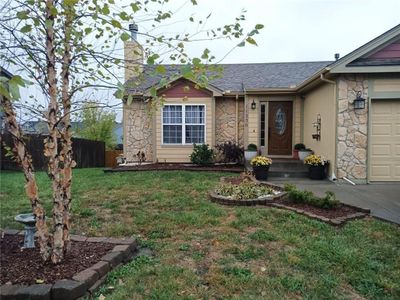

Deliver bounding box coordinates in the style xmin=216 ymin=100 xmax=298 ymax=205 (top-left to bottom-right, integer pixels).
xmin=293 ymin=96 xmax=301 ymax=144
xmin=247 ymin=97 xmax=259 ymax=145
xmin=304 ymin=83 xmax=336 ymax=175
xmin=155 ymin=97 xmax=213 ymax=162
xmin=373 ymin=78 xmax=400 ymax=92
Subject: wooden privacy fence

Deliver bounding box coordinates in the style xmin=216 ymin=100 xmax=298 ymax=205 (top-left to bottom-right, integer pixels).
xmin=105 ymin=150 xmax=123 ymax=168
xmin=0 ymin=133 xmax=105 ymax=170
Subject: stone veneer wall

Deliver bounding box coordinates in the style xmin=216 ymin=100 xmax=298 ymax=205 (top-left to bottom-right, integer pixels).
xmin=215 ymin=98 xmax=244 ymax=146
xmin=124 ymin=101 xmax=153 ymax=162
xmin=336 ymin=75 xmax=368 ymax=181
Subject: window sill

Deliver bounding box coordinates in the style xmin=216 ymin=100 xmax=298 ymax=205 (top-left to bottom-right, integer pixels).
xmin=161 ymin=144 xmax=196 ymax=148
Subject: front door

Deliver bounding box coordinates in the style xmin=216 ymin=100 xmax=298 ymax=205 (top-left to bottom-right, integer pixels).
xmin=267 ymin=101 xmax=293 ymax=155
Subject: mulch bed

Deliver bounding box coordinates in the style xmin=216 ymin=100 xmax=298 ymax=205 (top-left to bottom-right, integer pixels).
xmin=105 ymin=163 xmax=244 ymax=173
xmin=0 ymin=234 xmax=114 ymax=285
xmin=273 ymin=198 xmax=360 ymax=219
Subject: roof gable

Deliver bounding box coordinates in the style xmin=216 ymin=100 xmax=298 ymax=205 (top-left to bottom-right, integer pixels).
xmin=158 ymin=78 xmax=214 ymax=98
xmin=329 ymin=24 xmax=400 ymax=73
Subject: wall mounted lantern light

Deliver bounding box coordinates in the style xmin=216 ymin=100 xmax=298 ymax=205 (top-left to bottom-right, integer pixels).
xmin=251 ymin=99 xmax=256 ymax=110
xmin=353 ymin=91 xmax=366 ymax=109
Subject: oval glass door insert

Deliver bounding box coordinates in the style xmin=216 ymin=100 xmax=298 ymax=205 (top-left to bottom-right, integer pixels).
xmin=275 ymin=107 xmax=286 ymax=135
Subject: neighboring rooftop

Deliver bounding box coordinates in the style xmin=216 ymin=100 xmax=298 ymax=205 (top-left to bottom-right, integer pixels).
xmin=127 ymin=61 xmax=332 ymax=93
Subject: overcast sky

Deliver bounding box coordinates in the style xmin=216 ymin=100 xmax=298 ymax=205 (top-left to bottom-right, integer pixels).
xmin=145 ymin=0 xmax=400 ymax=64
xmin=10 ymin=0 xmax=400 ymax=123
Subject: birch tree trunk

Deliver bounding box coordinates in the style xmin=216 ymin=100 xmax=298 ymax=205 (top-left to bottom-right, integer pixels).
xmin=0 ymin=96 xmax=51 ymax=261
xmin=44 ymin=0 xmax=64 ymax=264
xmin=60 ymin=3 xmax=74 ymax=254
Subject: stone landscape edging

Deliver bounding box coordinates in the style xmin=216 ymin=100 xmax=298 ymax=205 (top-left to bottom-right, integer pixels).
xmin=0 ymin=231 xmax=138 ymax=300
xmin=209 ymin=191 xmax=287 ymax=206
xmin=269 ymin=203 xmax=369 ymax=226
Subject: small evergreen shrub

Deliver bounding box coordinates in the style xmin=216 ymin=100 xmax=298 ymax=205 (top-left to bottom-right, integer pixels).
xmin=247 ymin=143 xmax=257 ymax=151
xmin=294 ymin=143 xmax=306 ymax=150
xmin=190 ymin=144 xmax=215 ymax=165
xmin=284 ymin=184 xmax=339 ymax=209
xmin=215 ymin=141 xmax=244 ymax=164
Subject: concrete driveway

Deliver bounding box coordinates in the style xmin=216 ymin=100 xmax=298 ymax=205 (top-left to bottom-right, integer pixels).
xmin=268 ymin=178 xmax=400 ymax=225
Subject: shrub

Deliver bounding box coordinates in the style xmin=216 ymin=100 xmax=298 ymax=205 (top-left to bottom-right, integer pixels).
xmin=247 ymin=143 xmax=257 ymax=151
xmin=284 ymin=184 xmax=339 ymax=209
xmin=215 ymin=141 xmax=244 ymax=163
xmin=294 ymin=143 xmax=306 ymax=150
xmin=190 ymin=144 xmax=215 ymax=165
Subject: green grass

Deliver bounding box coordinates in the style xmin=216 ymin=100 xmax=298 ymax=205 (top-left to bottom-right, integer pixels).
xmin=1 ymin=169 xmax=399 ymax=299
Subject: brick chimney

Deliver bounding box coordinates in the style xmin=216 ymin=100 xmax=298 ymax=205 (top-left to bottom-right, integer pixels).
xmin=124 ymin=23 xmax=144 ymax=83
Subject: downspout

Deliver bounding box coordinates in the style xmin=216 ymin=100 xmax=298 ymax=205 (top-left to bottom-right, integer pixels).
xmin=320 ymin=73 xmax=337 ymax=181
xmin=235 ymin=93 xmax=239 ymax=144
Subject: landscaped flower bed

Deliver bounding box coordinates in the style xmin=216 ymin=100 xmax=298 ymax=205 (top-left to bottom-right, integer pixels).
xmin=209 ymin=175 xmax=369 ymax=225
xmin=0 ymin=231 xmax=139 ymax=300
xmin=209 ymin=176 xmax=286 ymax=206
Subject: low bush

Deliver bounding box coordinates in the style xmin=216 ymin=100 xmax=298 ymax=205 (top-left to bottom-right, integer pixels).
xmin=247 ymin=143 xmax=257 ymax=151
xmin=215 ymin=141 xmax=244 ymax=164
xmin=283 ymin=184 xmax=339 ymax=209
xmin=215 ymin=180 xmax=273 ymax=200
xmin=190 ymin=144 xmax=215 ymax=165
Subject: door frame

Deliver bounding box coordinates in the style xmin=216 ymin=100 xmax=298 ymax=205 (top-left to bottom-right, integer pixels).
xmin=259 ymin=98 xmax=295 ymax=157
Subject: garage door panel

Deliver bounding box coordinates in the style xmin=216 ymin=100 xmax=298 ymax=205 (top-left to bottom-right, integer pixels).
xmin=372 ymin=124 xmax=392 ymax=135
xmin=371 ymin=144 xmax=391 ymax=156
xmin=395 ymin=166 xmax=400 ymax=176
xmin=370 ymin=99 xmax=400 ymax=181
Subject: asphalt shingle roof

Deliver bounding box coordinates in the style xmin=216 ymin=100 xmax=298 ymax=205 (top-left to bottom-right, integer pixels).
xmin=129 ymin=61 xmax=332 ymax=93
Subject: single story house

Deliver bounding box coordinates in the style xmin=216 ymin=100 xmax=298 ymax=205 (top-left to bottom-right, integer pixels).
xmin=122 ymin=24 xmax=400 ymax=183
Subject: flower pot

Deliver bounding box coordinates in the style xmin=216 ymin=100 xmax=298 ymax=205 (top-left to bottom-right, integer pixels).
xmin=244 ymin=150 xmax=257 ymax=161
xmin=293 ymin=149 xmax=299 ymax=160
xmin=253 ymin=165 xmax=270 ymax=181
xmin=244 ymin=150 xmax=257 ymax=171
xmin=299 ymin=150 xmax=313 ymax=161
xmin=308 ymin=165 xmax=326 ymax=180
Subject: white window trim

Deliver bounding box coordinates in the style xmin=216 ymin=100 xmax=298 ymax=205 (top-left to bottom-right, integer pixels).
xmin=161 ymin=104 xmax=206 ymax=145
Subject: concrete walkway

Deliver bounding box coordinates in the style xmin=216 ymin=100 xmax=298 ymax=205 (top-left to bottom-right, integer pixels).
xmin=268 ymin=178 xmax=400 ymax=225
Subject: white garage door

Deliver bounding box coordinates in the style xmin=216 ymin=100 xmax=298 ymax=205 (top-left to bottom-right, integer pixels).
xmin=370 ymin=99 xmax=400 ymax=181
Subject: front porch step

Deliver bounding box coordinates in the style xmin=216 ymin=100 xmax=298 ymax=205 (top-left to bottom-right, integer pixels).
xmin=269 ymin=159 xmax=309 ymax=178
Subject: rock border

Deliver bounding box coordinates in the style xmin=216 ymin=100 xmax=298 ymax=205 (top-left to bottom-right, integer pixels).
xmin=209 ymin=176 xmax=370 ymax=226
xmin=0 ymin=232 xmax=139 ymax=300
xmin=269 ymin=203 xmax=369 ymax=226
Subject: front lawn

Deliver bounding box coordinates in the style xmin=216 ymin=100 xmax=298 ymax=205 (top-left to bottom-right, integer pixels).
xmin=1 ymin=169 xmax=399 ymax=299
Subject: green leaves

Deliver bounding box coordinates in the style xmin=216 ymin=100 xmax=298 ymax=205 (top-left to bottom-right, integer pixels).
xmin=0 ymin=75 xmax=26 ymax=100
xmin=16 ymin=11 xmax=29 ymax=20
xmin=20 ymin=25 xmax=32 ymax=33
xmin=111 ymin=19 xmax=122 ymax=29
xmin=246 ymin=37 xmax=257 ymax=46
xmin=120 ymin=32 xmax=131 ymax=42
xmin=147 ymin=54 xmax=160 ymax=65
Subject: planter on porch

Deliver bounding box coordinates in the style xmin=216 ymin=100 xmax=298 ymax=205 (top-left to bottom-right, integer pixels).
xmin=299 ymin=149 xmax=313 ymax=161
xmin=253 ymin=165 xmax=270 ymax=181
xmin=308 ymin=165 xmax=326 ymax=180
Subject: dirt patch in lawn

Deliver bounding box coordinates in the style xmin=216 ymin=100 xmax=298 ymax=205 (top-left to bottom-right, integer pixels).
xmin=0 ymin=234 xmax=114 ymax=285
xmin=273 ymin=198 xmax=361 ymax=219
